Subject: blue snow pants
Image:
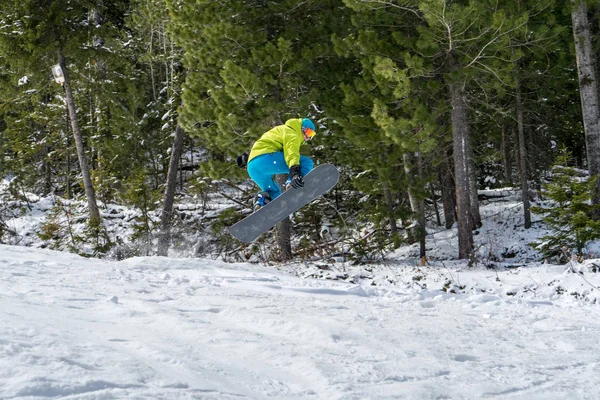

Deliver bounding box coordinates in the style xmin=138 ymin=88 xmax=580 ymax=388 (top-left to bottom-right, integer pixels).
xmin=247 ymin=152 xmax=314 ymax=200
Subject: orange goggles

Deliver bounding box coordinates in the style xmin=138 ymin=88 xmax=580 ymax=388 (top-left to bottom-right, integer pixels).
xmin=302 ymin=127 xmax=316 ymax=140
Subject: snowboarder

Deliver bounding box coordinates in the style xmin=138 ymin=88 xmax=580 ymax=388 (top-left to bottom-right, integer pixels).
xmin=245 ymin=118 xmax=316 ymax=211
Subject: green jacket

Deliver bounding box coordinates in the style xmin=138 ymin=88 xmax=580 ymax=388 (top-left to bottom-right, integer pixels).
xmin=248 ymin=118 xmax=305 ymax=167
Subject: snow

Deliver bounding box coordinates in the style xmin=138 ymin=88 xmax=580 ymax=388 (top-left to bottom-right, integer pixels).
xmin=3 ymin=180 xmax=600 ymax=398
xmin=2 ymin=244 xmax=600 ymax=399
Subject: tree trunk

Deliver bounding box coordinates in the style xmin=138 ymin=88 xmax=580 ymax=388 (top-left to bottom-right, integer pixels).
xmin=157 ymin=124 xmax=186 ymax=256
xmin=417 ymin=152 xmax=426 ymax=259
xmin=65 ymin=108 xmax=72 ymax=199
xmin=439 ymin=149 xmax=456 ymax=229
xmin=275 ymin=174 xmax=292 ymax=260
xmin=515 ymin=76 xmax=531 ymax=228
xmin=403 ymin=152 xmax=426 ymax=257
xmin=382 ymin=182 xmax=398 ymax=235
xmin=468 ymin=138 xmax=481 ymax=229
xmin=0 ymin=120 xmax=4 ymax=178
xmin=59 ymin=49 xmax=101 ymax=226
xmin=501 ymin=123 xmax=513 ymax=185
xmin=449 ymin=79 xmax=474 ymax=259
xmin=572 ymin=0 xmax=600 ymax=216
xmin=91 ymin=3 xmax=106 ymax=76
xmin=41 ymin=138 xmax=52 ymax=195
xmin=430 ymin=183 xmax=442 ymax=227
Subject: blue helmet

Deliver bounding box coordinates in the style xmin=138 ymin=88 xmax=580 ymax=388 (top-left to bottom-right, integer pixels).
xmin=301 ymin=118 xmax=316 ymax=132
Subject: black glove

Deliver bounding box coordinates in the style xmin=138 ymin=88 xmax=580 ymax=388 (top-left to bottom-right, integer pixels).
xmin=236 ymin=152 xmax=248 ymax=168
xmin=289 ymin=165 xmax=304 ymax=189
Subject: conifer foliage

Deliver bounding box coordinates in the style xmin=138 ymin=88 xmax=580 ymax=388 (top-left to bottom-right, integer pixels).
xmin=531 ymin=151 xmax=600 ymax=262
xmin=0 ymin=1 xmax=598 ymax=261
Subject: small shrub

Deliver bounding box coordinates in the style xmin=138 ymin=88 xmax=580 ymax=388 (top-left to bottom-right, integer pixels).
xmin=38 ymin=221 xmax=62 ymax=241
xmin=530 ymin=151 xmax=600 ymax=262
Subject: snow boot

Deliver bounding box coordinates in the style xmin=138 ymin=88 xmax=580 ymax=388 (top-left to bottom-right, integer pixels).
xmin=252 ymin=191 xmax=271 ymax=212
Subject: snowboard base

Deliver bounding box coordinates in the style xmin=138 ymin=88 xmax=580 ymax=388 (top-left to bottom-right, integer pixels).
xmin=228 ymin=164 xmax=339 ymax=242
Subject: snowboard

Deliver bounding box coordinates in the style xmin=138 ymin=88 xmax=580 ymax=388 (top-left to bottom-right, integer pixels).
xmin=229 ymin=163 xmax=339 ymax=243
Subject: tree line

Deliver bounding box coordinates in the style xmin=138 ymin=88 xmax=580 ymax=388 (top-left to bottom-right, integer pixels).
xmin=0 ymin=0 xmax=599 ymax=261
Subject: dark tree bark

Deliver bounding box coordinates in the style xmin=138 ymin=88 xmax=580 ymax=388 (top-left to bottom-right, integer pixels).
xmin=572 ymin=0 xmax=600 ymax=216
xmin=467 ymin=137 xmax=481 ymax=229
xmin=158 ymin=124 xmax=186 ymax=256
xmin=59 ymin=49 xmax=101 ymax=226
xmin=439 ymin=149 xmax=456 ymax=229
xmin=403 ymin=152 xmax=426 ymax=257
xmin=275 ymin=174 xmax=292 ymax=260
xmin=501 ymin=123 xmax=513 ymax=185
xmin=449 ymin=78 xmax=474 ymax=259
xmin=515 ymin=76 xmax=531 ymax=228
xmin=382 ymin=182 xmax=399 ymax=237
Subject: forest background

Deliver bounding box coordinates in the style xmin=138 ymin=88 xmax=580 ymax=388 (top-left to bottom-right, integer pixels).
xmin=1 ymin=0 xmax=600 ymax=264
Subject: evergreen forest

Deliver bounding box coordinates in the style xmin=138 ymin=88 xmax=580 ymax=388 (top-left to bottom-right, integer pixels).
xmin=2 ymin=0 xmax=600 ymax=263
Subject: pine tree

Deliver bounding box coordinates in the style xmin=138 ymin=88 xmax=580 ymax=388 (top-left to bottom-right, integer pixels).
xmin=571 ymin=0 xmax=600 ymax=217
xmin=0 ymin=0 xmax=109 ymax=225
xmin=167 ymin=0 xmax=349 ymax=257
xmin=338 ymin=0 xmax=556 ymax=260
xmin=328 ymin=3 xmax=431 ymax=252
xmin=127 ymin=0 xmax=186 ymax=255
xmin=531 ymin=150 xmax=600 ymax=262
xmin=468 ymin=1 xmax=576 ymax=230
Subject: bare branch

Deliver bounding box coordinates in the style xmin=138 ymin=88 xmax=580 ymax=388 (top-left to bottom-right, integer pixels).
xmin=357 ymin=0 xmax=422 ymax=19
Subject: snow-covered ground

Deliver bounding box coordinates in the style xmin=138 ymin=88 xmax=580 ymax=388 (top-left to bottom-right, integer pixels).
xmin=3 ymin=180 xmax=600 ymax=398
xmin=2 ymin=244 xmax=600 ymax=399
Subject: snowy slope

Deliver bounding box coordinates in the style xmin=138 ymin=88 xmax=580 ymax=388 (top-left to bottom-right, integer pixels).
xmin=2 ymin=244 xmax=600 ymax=400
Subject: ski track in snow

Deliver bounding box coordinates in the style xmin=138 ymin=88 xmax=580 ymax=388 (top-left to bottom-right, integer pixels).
xmin=1 ymin=245 xmax=600 ymax=399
